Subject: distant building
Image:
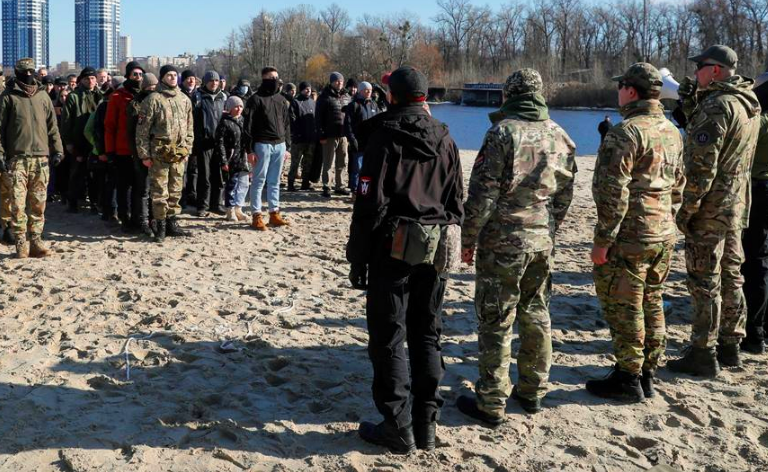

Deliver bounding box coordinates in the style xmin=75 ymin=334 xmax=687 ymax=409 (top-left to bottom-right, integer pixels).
xmin=118 ymin=34 xmax=131 ymax=62
xmin=75 ymin=0 xmax=121 ymax=70
xmin=2 ymin=0 xmax=50 ymax=69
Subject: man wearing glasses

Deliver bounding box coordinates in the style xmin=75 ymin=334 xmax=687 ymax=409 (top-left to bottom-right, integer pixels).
xmin=669 ymin=45 xmax=762 ymax=376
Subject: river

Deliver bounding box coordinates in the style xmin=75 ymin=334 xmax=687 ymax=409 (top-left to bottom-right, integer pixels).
xmin=430 ymin=103 xmax=623 ymax=155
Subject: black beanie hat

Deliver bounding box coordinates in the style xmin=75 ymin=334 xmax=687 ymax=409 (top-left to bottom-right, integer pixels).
xmin=299 ymin=81 xmax=311 ymax=92
xmin=346 ymin=78 xmax=358 ymax=89
xmin=388 ymin=66 xmax=428 ymax=103
xmin=42 ymin=75 xmax=55 ymax=85
xmin=181 ymin=70 xmax=195 ymax=81
xmin=124 ymin=61 xmax=145 ymax=78
xmin=159 ymin=65 xmax=179 ymax=80
xmin=78 ymin=67 xmax=97 ymax=82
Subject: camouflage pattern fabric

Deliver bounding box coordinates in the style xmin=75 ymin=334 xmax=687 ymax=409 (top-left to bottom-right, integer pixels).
xmin=594 ymin=242 xmax=674 ymax=374
xmin=503 ymin=68 xmax=543 ymax=97
xmin=1 ymin=157 xmax=49 ymax=238
xmin=592 ymin=99 xmax=684 ymax=246
xmin=0 ymin=171 xmax=11 ymax=228
xmin=475 ymin=249 xmax=552 ymax=417
xmin=150 ymin=160 xmax=185 ymax=220
xmin=135 ymin=83 xmax=194 ymax=164
xmin=15 ymin=58 xmax=35 ymax=71
xmin=685 ymin=230 xmax=747 ymax=348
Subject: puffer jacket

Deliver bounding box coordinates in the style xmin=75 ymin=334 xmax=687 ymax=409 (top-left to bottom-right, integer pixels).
xmin=315 ymin=85 xmax=349 ymax=139
xmin=214 ymin=114 xmax=250 ymax=173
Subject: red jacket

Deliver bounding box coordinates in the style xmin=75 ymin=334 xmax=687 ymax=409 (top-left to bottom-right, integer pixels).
xmin=104 ymin=86 xmax=135 ymax=156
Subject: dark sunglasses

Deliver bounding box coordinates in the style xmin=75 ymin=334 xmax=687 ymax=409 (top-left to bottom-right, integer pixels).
xmin=130 ymin=71 xmax=143 ymax=77
xmin=617 ymin=81 xmax=628 ymax=90
xmin=696 ymin=62 xmax=717 ymax=71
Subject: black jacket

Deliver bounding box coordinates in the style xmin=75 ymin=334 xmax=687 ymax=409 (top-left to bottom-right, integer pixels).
xmin=597 ymin=119 xmax=612 ymax=139
xmin=193 ymin=86 xmax=227 ymax=150
xmin=243 ymin=85 xmax=292 ymax=149
xmin=290 ymin=94 xmax=316 ymax=144
xmin=315 ymin=85 xmax=350 ymax=139
xmin=346 ymin=104 xmax=465 ymax=265
xmin=344 ymin=96 xmax=379 ymax=154
xmin=214 ymin=114 xmax=250 ymax=174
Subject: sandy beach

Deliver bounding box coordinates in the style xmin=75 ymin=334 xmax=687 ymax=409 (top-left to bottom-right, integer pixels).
xmin=1 ymin=152 xmax=767 ymax=472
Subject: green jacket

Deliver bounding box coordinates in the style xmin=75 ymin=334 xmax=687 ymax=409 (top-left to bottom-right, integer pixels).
xmin=0 ymin=79 xmax=64 ymax=160
xmin=61 ymin=84 xmax=102 ymax=156
xmin=752 ymin=114 xmax=768 ymax=180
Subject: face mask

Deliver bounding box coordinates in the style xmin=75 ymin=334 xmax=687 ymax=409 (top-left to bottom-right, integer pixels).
xmin=16 ymin=71 xmax=35 ymax=85
xmin=261 ymin=79 xmax=279 ymax=94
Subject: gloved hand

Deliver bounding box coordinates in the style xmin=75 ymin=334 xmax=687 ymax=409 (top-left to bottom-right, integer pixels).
xmin=349 ymin=263 xmax=368 ymax=290
xmin=677 ymin=76 xmax=698 ymax=99
xmin=50 ymin=153 xmax=64 ymax=167
xmin=0 ymin=154 xmax=6 ymax=173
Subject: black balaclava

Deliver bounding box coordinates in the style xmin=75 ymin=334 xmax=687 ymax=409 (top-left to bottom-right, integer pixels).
xmin=16 ymin=69 xmax=35 ymax=85
xmin=259 ymin=78 xmax=280 ymax=95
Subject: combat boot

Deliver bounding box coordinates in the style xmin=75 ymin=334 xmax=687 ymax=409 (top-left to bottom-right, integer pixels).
xmin=15 ymin=237 xmax=29 ymax=259
xmin=166 ymin=217 xmax=189 ymax=237
xmin=140 ymin=220 xmax=154 ymax=239
xmin=153 ymin=219 xmax=166 ymax=243
xmin=413 ymin=421 xmax=436 ymax=451
xmin=322 ymin=186 xmax=332 ymax=198
xmin=358 ymin=420 xmax=416 ymax=455
xmin=251 ymin=213 xmax=267 ymax=231
xmin=2 ymin=227 xmax=15 ymax=245
xmin=456 ymin=394 xmax=504 ymax=426
xmin=741 ymin=337 xmax=766 ymax=355
xmin=268 ymin=211 xmax=289 ymax=227
xmin=234 ymin=207 xmax=249 ymax=222
xmin=717 ymin=343 xmax=742 ymax=367
xmin=29 ymin=237 xmax=51 ymax=258
xmin=300 ymin=180 xmax=312 ymax=191
xmin=586 ymin=365 xmax=644 ymax=403
xmin=641 ymin=370 xmax=655 ymax=399
xmin=287 ymin=181 xmax=297 ymax=192
xmin=512 ymin=386 xmax=543 ymax=413
xmin=667 ymin=346 xmax=720 ymax=378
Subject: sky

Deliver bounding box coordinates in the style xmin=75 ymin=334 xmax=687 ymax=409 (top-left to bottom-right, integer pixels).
xmin=41 ymin=0 xmax=508 ymax=65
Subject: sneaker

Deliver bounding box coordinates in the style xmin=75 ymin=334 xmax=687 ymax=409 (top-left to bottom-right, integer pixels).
xmin=456 ymin=394 xmax=504 ymax=426
xmin=358 ymin=420 xmax=416 ymax=455
xmin=585 ymin=365 xmax=644 ymax=403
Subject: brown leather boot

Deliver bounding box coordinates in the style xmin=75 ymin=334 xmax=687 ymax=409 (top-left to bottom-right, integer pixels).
xmin=15 ymin=237 xmax=30 ymax=259
xmin=269 ymin=211 xmax=289 ymax=227
xmin=251 ymin=213 xmax=267 ymax=231
xmin=29 ymin=238 xmax=51 ymax=258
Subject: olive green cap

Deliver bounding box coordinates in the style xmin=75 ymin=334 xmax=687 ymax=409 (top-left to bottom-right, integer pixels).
xmin=611 ymin=62 xmax=663 ymax=92
xmin=688 ymin=45 xmax=738 ymax=68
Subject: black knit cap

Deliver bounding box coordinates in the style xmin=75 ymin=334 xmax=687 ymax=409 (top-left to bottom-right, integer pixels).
xmin=42 ymin=75 xmax=55 ymax=85
xmin=299 ymin=81 xmax=311 ymax=91
xmin=124 ymin=61 xmax=145 ymax=78
xmin=388 ymin=66 xmax=428 ymax=103
xmin=346 ymin=78 xmax=358 ymax=89
xmin=78 ymin=67 xmax=97 ymax=81
xmin=54 ymin=77 xmax=68 ymax=86
xmin=181 ymin=70 xmax=196 ymax=81
xmin=159 ymin=65 xmax=179 ymax=80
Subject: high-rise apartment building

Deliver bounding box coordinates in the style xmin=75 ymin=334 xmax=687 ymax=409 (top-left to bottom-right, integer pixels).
xmin=75 ymin=0 xmax=121 ymax=70
xmin=2 ymin=0 xmax=49 ymax=69
xmin=118 ymin=34 xmax=131 ymax=62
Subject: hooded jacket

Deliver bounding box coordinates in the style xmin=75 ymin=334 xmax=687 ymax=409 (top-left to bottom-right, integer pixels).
xmin=346 ymin=103 xmax=464 ymax=265
xmin=678 ymin=75 xmax=762 ymax=232
xmin=315 ymin=85 xmax=349 ymax=139
xmin=243 ymin=82 xmax=291 ymax=149
xmin=214 ymin=113 xmax=250 ymax=174
xmin=0 ymin=79 xmax=64 ymax=159
xmin=193 ymin=86 xmax=227 ymax=150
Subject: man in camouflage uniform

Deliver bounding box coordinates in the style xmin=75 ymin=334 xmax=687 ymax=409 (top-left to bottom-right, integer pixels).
xmin=0 ymin=58 xmax=64 ymax=258
xmin=668 ymin=45 xmax=761 ymax=376
xmin=136 ymin=65 xmax=194 ymax=243
xmin=586 ymin=63 xmax=685 ymax=402
xmin=457 ymin=69 xmax=577 ymax=424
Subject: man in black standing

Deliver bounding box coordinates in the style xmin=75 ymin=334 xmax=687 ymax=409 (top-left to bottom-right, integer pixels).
xmin=347 ymin=66 xmax=464 ymax=454
xmin=598 ymin=115 xmax=612 ymax=143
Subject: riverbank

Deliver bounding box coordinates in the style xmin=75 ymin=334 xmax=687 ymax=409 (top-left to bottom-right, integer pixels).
xmin=1 ymin=152 xmax=767 ymax=472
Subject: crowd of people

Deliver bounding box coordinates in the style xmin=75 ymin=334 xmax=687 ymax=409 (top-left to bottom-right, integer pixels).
xmin=0 ymin=59 xmax=389 ymax=250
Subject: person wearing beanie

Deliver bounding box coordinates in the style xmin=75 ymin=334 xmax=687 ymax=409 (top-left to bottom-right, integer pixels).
xmin=124 ymin=61 xmax=145 ymax=79
xmin=287 ymin=80 xmax=316 ymax=191
xmin=180 ymin=70 xmax=198 ymax=103
xmin=214 ymin=95 xmax=250 ymax=222
xmin=344 ymin=80 xmax=379 ymax=197
xmin=316 ymin=71 xmax=351 ymax=197
xmin=191 ymin=69 xmax=227 ymax=216
xmin=242 ymin=66 xmax=292 ymax=230
xmin=0 ymin=57 xmax=64 ymax=258
xmin=86 ymin=74 xmax=121 ymax=225
xmin=346 ymin=78 xmax=358 ymax=97
xmin=346 ymin=65 xmax=464 ymax=454
xmin=135 ymin=65 xmax=194 ymax=242
xmin=282 ymin=82 xmax=297 ymax=102
xmin=220 ymin=76 xmax=228 ymax=97
xmin=62 ymin=65 xmax=103 ymax=213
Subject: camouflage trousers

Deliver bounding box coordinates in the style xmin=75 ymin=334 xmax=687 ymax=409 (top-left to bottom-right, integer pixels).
xmin=149 ymin=159 xmax=185 ymax=220
xmin=475 ymin=249 xmax=552 ymax=418
xmin=0 ymin=157 xmax=49 ymax=239
xmin=0 ymin=170 xmax=11 ymax=228
xmin=685 ymin=230 xmax=746 ymax=348
xmin=594 ymin=241 xmax=674 ymax=375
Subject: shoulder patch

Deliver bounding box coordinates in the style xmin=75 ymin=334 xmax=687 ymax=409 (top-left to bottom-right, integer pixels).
xmin=137 ymin=113 xmax=146 ymax=125
xmin=474 ymin=152 xmax=485 ymax=168
xmin=359 ymin=177 xmax=372 ymax=196
xmin=695 ymin=131 xmax=710 ymax=145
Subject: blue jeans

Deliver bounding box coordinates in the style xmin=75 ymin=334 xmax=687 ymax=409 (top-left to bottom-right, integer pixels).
xmin=226 ymin=171 xmax=250 ymax=208
xmin=349 ymin=152 xmax=364 ymax=192
xmin=250 ymin=142 xmax=286 ymax=214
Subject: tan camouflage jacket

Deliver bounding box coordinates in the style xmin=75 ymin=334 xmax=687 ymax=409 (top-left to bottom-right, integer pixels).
xmin=462 ymin=94 xmax=577 ymax=254
xmin=677 ymin=76 xmax=761 ymax=233
xmin=136 ymin=83 xmax=194 ymax=163
xmin=592 ymin=99 xmax=685 ymax=246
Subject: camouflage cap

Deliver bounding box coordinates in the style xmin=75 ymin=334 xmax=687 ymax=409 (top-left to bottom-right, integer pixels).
xmin=15 ymin=58 xmax=35 ymax=71
xmin=688 ymin=45 xmax=738 ymax=69
xmin=504 ymin=68 xmax=543 ymax=96
xmin=611 ymin=62 xmax=663 ymax=92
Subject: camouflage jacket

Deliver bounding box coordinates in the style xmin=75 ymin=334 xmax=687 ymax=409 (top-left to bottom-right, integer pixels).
xmin=592 ymin=99 xmax=685 ymax=246
xmin=136 ymin=83 xmax=194 ymax=163
xmin=461 ymin=93 xmax=577 ymax=254
xmin=677 ymin=76 xmax=761 ymax=233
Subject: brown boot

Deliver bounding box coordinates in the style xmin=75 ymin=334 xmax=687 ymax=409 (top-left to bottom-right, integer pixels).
xmin=29 ymin=238 xmax=51 ymax=258
xmin=269 ymin=211 xmax=289 ymax=227
xmin=235 ymin=207 xmax=249 ymax=222
xmin=251 ymin=213 xmax=267 ymax=231
xmin=15 ymin=237 xmax=30 ymax=259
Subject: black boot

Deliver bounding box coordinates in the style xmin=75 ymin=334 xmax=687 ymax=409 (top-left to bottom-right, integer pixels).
xmin=300 ymin=180 xmax=312 ymax=191
xmin=667 ymin=346 xmax=720 ymax=377
xmin=166 ymin=217 xmax=189 ymax=237
xmin=287 ymin=181 xmax=297 ymax=192
xmin=716 ymin=343 xmax=742 ymax=367
xmin=641 ymin=370 xmax=655 ymax=399
xmin=334 ymin=187 xmax=350 ymax=196
xmin=585 ymin=365 xmax=644 ymax=403
xmin=322 ymin=186 xmax=332 ymax=198
xmin=512 ymin=386 xmax=542 ymax=413
xmin=456 ymin=394 xmax=503 ymax=426
xmin=2 ymin=227 xmax=16 ymax=245
xmin=358 ymin=420 xmax=416 ymax=455
xmin=741 ymin=337 xmax=766 ymax=355
xmin=413 ymin=421 xmax=436 ymax=451
xmin=140 ymin=220 xmax=154 ymax=239
xmin=153 ymin=219 xmax=166 ymax=243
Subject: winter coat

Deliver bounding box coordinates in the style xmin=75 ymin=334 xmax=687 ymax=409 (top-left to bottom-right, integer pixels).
xmin=290 ymin=94 xmax=316 ymax=144
xmin=243 ymin=85 xmax=292 ymax=149
xmin=104 ymin=84 xmax=138 ymax=156
xmin=344 ymin=96 xmax=379 ymax=154
xmin=61 ymin=85 xmax=103 ymax=156
xmin=214 ymin=114 xmax=250 ymax=174
xmin=0 ymin=79 xmax=64 ymax=159
xmin=193 ymin=86 xmax=227 ymax=151
xmin=126 ymin=90 xmax=155 ymax=157
xmin=315 ymin=85 xmax=350 ymax=139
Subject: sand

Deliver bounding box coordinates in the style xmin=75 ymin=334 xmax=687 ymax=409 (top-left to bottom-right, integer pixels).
xmin=1 ymin=152 xmax=767 ymax=472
